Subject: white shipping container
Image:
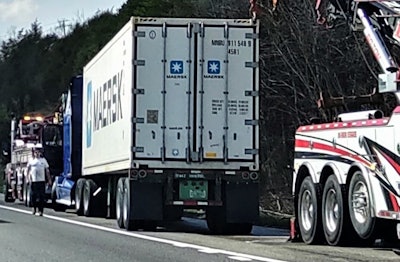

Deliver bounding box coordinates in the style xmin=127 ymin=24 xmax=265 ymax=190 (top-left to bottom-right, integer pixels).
xmin=82 ymin=17 xmax=259 ymax=176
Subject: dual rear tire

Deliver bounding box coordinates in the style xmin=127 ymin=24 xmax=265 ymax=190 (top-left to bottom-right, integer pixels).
xmin=115 ymin=177 xmax=156 ymax=231
xmin=298 ymin=173 xmax=376 ymax=246
xmin=75 ymin=178 xmax=106 ymax=217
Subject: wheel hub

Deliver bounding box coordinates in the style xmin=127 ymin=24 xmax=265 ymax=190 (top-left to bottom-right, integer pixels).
xmin=300 ymin=189 xmax=314 ymax=231
xmin=325 ymin=188 xmax=339 ymax=233
xmin=351 ymin=181 xmax=369 ymax=224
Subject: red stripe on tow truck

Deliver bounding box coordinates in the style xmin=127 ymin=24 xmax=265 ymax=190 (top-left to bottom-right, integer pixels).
xmin=389 ymin=194 xmax=400 ymax=212
xmin=296 ymin=118 xmax=389 ymax=132
xmin=377 ymin=151 xmax=400 ymax=211
xmin=295 ymin=139 xmax=370 ymax=166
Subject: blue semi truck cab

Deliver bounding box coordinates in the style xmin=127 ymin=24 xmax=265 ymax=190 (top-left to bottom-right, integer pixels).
xmin=51 ymin=76 xmax=83 ymax=210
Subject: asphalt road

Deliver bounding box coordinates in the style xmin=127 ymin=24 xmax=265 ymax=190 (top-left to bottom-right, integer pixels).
xmin=1 ymin=196 xmax=400 ymax=262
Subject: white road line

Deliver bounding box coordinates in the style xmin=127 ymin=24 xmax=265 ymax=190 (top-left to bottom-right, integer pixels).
xmin=229 ymin=256 xmax=253 ymax=261
xmin=198 ymin=248 xmax=221 ymax=254
xmin=0 ymin=205 xmax=288 ymax=262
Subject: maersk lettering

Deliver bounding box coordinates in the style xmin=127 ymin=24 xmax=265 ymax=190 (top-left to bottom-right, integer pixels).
xmin=93 ymin=70 xmax=123 ymax=131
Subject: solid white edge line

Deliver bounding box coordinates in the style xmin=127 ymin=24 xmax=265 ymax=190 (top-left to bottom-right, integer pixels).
xmin=0 ymin=204 xmax=288 ymax=262
xmin=228 ymin=256 xmax=253 ymax=261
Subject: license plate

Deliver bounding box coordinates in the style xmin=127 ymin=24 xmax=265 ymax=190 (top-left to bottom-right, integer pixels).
xmin=179 ymin=180 xmax=208 ymax=200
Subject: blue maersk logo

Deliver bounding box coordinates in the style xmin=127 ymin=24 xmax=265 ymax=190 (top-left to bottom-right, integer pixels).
xmin=207 ymin=60 xmax=220 ymax=74
xmin=170 ymin=60 xmax=183 ymax=74
xmin=86 ymin=81 xmax=92 ymax=148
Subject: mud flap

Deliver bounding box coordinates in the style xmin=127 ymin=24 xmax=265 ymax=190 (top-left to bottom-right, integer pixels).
xmin=129 ymin=181 xmax=163 ymax=220
xmin=225 ymin=182 xmax=259 ymax=223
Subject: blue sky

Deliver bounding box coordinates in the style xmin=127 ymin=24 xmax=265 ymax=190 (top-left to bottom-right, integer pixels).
xmin=0 ymin=0 xmax=127 ymax=41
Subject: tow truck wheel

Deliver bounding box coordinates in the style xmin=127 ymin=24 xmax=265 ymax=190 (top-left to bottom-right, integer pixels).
xmin=348 ymin=171 xmax=376 ymax=240
xmin=116 ymin=177 xmax=125 ymax=229
xmin=4 ymin=178 xmax=15 ymax=203
xmin=297 ymin=177 xmax=322 ymax=244
xmin=322 ymin=175 xmax=345 ymax=246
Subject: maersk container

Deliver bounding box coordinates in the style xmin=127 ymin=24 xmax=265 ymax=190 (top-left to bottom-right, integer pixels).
xmin=78 ymin=17 xmax=259 ymax=234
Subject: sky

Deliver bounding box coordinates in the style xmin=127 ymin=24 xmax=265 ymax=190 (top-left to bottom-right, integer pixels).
xmin=0 ymin=0 xmax=127 ymax=41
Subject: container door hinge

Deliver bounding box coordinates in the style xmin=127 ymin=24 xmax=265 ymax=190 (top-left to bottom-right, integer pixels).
xmin=245 ymin=90 xmax=259 ymax=97
xmin=132 ymin=147 xmax=144 ymax=153
xmin=133 ymin=89 xmax=145 ymax=95
xmin=245 ymin=149 xmax=259 ymax=155
xmin=134 ymin=31 xmax=146 ymax=38
xmin=245 ymin=61 xmax=258 ymax=68
xmin=245 ymin=32 xmax=259 ymax=39
xmin=134 ymin=60 xmax=145 ymax=66
xmin=245 ymin=119 xmax=259 ymax=126
xmin=132 ymin=117 xmax=144 ymax=123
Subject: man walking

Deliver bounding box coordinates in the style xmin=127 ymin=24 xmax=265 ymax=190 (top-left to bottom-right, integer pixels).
xmin=27 ymin=146 xmax=52 ymax=216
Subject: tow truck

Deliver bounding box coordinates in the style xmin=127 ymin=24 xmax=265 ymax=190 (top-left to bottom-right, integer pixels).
xmin=293 ymin=0 xmax=400 ymax=246
xmin=3 ymin=111 xmax=63 ymax=206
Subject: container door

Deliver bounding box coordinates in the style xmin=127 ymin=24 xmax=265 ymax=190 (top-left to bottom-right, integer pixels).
xmin=196 ymin=24 xmax=257 ymax=161
xmin=134 ymin=24 xmax=194 ymax=160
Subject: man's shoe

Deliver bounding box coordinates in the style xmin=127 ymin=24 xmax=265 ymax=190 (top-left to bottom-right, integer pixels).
xmin=32 ymin=209 xmax=36 ymax=215
xmin=39 ymin=212 xmax=43 ymax=216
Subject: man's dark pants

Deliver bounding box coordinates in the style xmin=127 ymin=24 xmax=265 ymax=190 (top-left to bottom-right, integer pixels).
xmin=31 ymin=181 xmax=45 ymax=213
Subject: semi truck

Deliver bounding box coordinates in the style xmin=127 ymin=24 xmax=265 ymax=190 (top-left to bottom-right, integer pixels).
xmin=293 ymin=0 xmax=400 ymax=245
xmin=52 ymin=16 xmax=260 ymax=234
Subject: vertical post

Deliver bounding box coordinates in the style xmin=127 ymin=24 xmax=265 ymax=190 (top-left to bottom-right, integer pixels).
xmin=223 ymin=22 xmax=229 ymax=164
xmin=161 ymin=22 xmax=167 ymax=163
xmin=199 ymin=22 xmax=205 ymax=163
xmin=186 ymin=23 xmax=192 ymax=163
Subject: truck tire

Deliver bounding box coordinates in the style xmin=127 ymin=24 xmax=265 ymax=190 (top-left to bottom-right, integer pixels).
xmin=25 ymin=183 xmax=32 ymax=207
xmin=297 ymin=176 xmax=322 ymax=244
xmin=348 ymin=171 xmax=376 ymax=240
xmin=322 ymin=175 xmax=345 ymax=246
xmin=4 ymin=178 xmax=15 ymax=203
xmin=51 ymin=183 xmax=67 ymax=212
xmin=122 ymin=177 xmax=137 ymax=231
xmin=116 ymin=177 xmax=125 ymax=229
xmin=75 ymin=178 xmax=85 ymax=216
xmin=83 ymin=179 xmax=96 ymax=217
xmin=206 ymin=208 xmax=252 ymax=235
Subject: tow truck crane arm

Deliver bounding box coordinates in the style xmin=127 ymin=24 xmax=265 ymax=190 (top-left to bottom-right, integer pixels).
xmin=314 ymin=0 xmax=400 ymax=109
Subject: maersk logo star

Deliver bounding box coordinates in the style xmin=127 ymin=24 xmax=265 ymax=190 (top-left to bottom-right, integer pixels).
xmin=207 ymin=60 xmax=220 ymax=74
xmin=170 ymin=60 xmax=184 ymax=74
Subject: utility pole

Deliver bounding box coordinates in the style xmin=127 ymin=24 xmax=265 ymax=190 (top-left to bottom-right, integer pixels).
xmin=56 ymin=19 xmax=69 ymax=37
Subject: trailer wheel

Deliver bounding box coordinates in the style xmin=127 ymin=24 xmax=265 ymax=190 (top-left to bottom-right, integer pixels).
xmin=322 ymin=175 xmax=345 ymax=246
xmin=348 ymin=171 xmax=375 ymax=240
xmin=122 ymin=177 xmax=137 ymax=231
xmin=297 ymin=177 xmax=322 ymax=244
xmin=206 ymin=207 xmax=230 ymax=235
xmin=116 ymin=177 xmax=125 ymax=229
xmin=75 ymin=178 xmax=85 ymax=216
xmin=83 ymin=179 xmax=96 ymax=217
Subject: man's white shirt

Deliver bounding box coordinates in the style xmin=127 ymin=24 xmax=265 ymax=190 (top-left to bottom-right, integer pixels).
xmin=27 ymin=157 xmax=49 ymax=182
